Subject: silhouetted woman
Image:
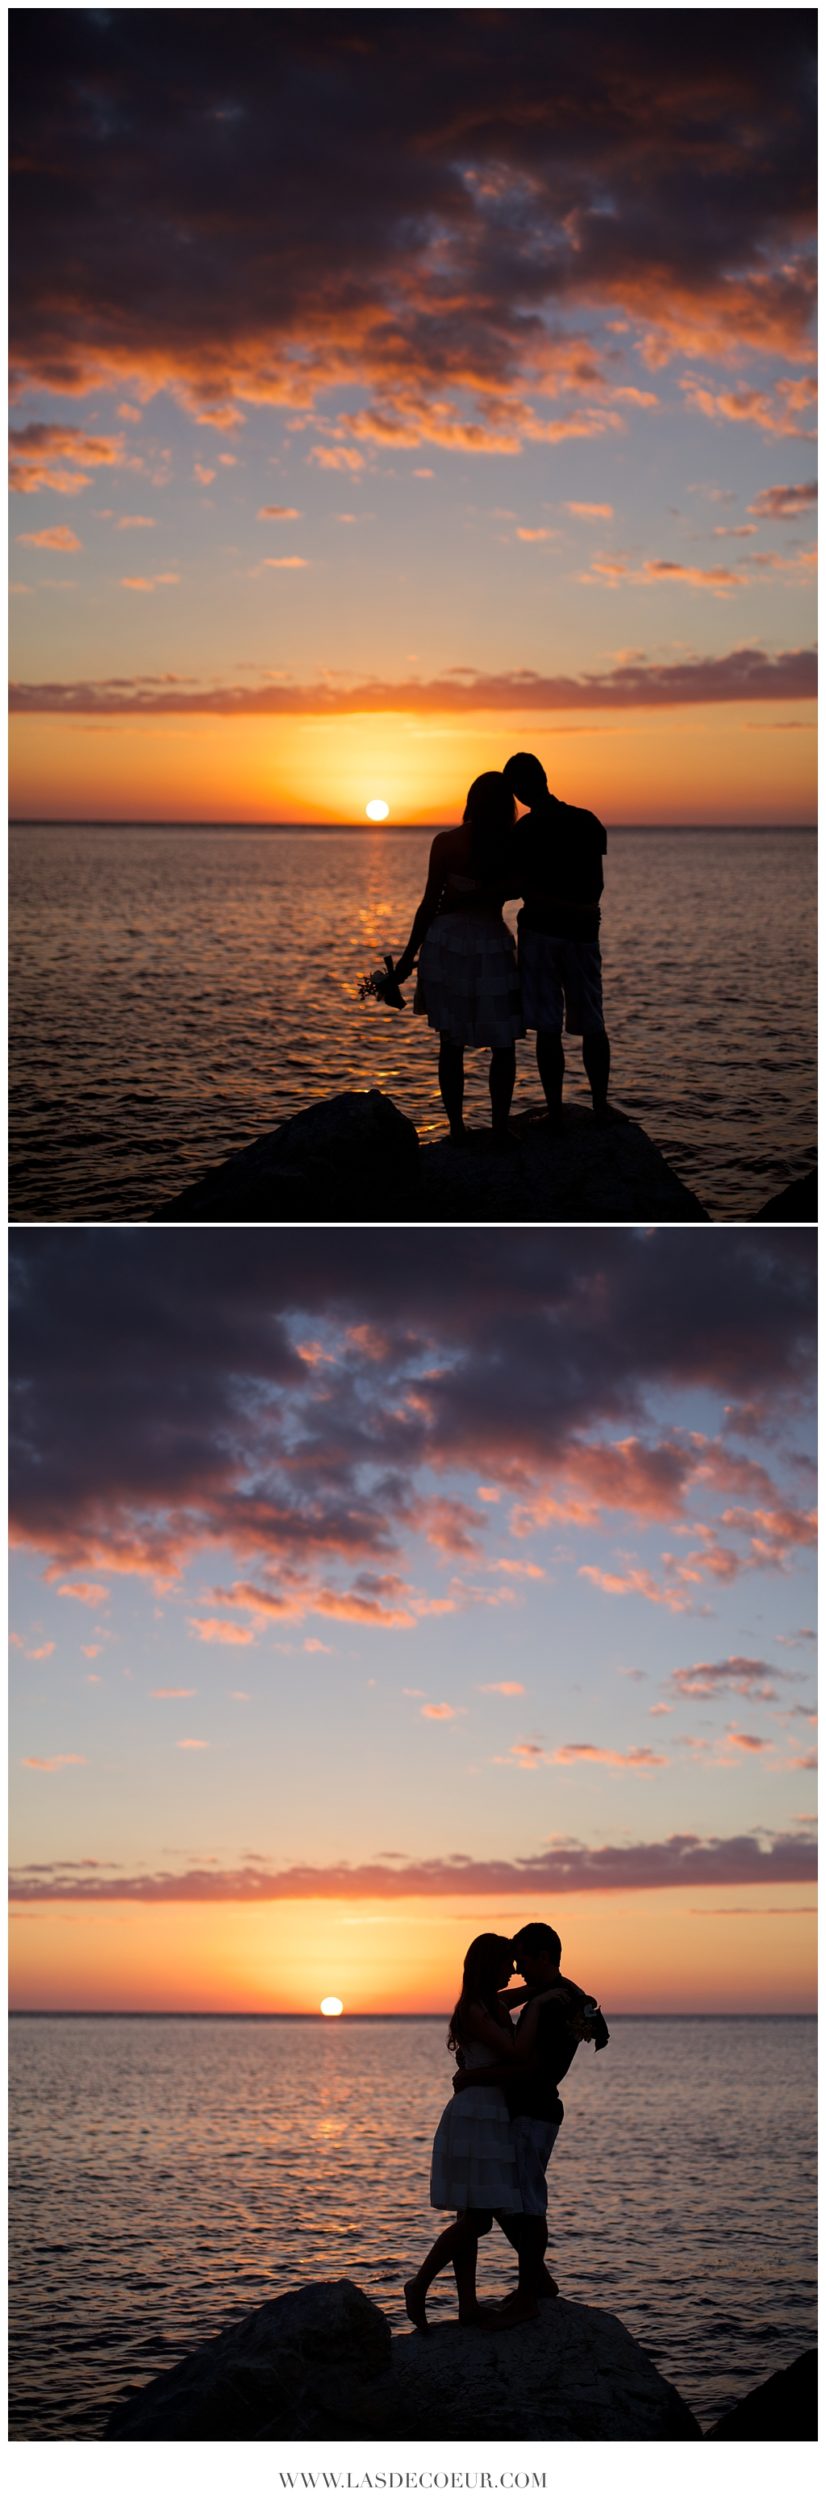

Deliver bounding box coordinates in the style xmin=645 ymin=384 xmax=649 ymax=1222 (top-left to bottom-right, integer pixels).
xmin=403 ymin=1932 xmax=552 ymax=2330
xmin=392 ymin=775 xmax=524 ymax=1140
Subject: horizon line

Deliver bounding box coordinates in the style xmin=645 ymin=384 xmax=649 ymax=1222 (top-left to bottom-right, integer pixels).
xmin=9 ymin=818 xmax=817 ymax=833
xmin=9 ymin=2008 xmax=817 ymax=2021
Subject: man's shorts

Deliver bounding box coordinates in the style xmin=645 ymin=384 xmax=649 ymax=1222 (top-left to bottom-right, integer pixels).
xmin=519 ymin=928 xmax=605 ymax=1037
xmin=510 ymin=2114 xmax=561 ymax=2216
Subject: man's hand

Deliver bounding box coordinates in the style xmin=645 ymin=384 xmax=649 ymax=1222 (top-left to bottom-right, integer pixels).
xmin=452 ymin=2068 xmax=470 ymax=2092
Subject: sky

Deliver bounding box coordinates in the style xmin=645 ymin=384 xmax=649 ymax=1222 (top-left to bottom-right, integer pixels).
xmin=9 ymin=1226 xmax=817 ymax=2014
xmin=8 ymin=6 xmax=817 ymax=825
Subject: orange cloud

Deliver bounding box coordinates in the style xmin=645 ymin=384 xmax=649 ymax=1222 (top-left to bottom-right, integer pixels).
xmin=54 ymin=1581 xmax=109 ymax=1604
xmin=176 ymin=1738 xmax=209 ymax=1750
xmin=671 ymin=1656 xmax=786 ymax=1701
xmin=578 ymin=1562 xmax=694 ymax=1613
xmin=119 ymin=573 xmax=180 ymax=590
xmin=308 ymin=446 xmax=365 ymax=472
xmin=20 ymin=1754 xmax=86 ymax=1772
xmin=9 ymin=423 xmax=130 ymax=494
xmin=680 ymin=376 xmax=817 ymax=440
xmin=258 ymin=505 xmax=302 ymax=519
xmin=151 ymin=1687 xmax=197 ymax=1698
xmin=420 ymin=1702 xmax=461 ymax=1721
xmin=116 ymin=514 xmax=155 ymax=529
xmin=749 ymin=480 xmax=817 ymax=519
xmin=188 ymin=1618 xmax=257 ymax=1646
xmin=16 ymin=525 xmax=81 ymax=550
xmin=566 ymin=501 xmax=614 ymax=517
xmin=552 ymin=1743 xmax=667 ymax=1768
xmin=581 ymin=552 xmax=755 ymax=596
xmin=210 ymin=1578 xmax=417 ymax=1630
xmin=10 ymin=1635 xmax=55 ymax=1660
xmin=480 ymin=1681 xmax=525 ymax=1696
xmin=493 ymin=1559 xmax=545 ymax=1580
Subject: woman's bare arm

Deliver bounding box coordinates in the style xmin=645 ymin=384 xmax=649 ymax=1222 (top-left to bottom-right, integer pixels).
xmin=393 ymin=831 xmax=452 ymax=981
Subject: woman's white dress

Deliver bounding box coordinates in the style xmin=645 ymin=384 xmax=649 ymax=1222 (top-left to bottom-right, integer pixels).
xmin=430 ymin=2034 xmax=523 ymax=2213
xmin=415 ymin=876 xmax=525 ymax=1051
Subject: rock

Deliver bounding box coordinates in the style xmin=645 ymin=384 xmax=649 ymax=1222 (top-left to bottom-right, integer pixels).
xmin=153 ymin=1091 xmax=708 ymax=1221
xmin=707 ymin=2348 xmax=817 ymax=2441
xmin=366 ymin=2298 xmax=700 ymax=2442
xmin=754 ymin=1171 xmax=817 ymax=1221
xmin=419 ymin=1102 xmax=709 ymax=1221
xmin=105 ymin=2278 xmax=392 ymax=2442
xmin=104 ymin=2279 xmax=699 ymax=2442
xmin=153 ymin=1090 xmax=421 ymax=1221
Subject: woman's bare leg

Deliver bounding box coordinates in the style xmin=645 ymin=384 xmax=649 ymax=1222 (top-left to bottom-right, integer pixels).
xmin=405 ymin=2210 xmax=492 ymax=2329
xmin=438 ymin=1037 xmax=465 ymax=1142
xmin=489 ymin=1044 xmax=515 ymax=1136
xmin=404 ymin=2222 xmax=462 ymax=2328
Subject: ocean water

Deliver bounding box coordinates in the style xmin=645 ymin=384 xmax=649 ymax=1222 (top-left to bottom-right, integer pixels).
xmin=9 ymin=822 xmax=816 ymax=1220
xmin=8 ymin=2013 xmax=816 ymax=2441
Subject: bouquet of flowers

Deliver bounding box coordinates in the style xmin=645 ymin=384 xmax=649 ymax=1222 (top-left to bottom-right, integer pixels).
xmin=358 ymin=953 xmax=407 ymax=1009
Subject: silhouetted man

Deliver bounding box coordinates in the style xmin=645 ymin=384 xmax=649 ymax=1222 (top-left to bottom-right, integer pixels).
xmin=453 ymin=1920 xmax=609 ymax=2321
xmin=503 ymin=752 xmax=611 ymax=1123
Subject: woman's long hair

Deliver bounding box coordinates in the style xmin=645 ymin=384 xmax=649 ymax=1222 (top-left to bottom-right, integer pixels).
xmin=447 ymin=1932 xmax=513 ymax=2057
xmin=463 ymin=771 xmax=516 ymax=890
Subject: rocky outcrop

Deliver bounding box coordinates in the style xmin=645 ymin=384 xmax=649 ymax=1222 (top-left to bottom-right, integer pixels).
xmin=153 ymin=1090 xmax=421 ymax=1221
xmin=105 ymin=2279 xmax=391 ymax=2442
xmin=366 ymin=2299 xmax=700 ymax=2442
xmin=420 ymin=1102 xmax=708 ymax=1220
xmin=754 ymin=1172 xmax=817 ymax=1222
xmin=105 ymin=2278 xmax=700 ymax=2442
xmin=707 ymin=2348 xmax=817 ymax=2441
xmin=153 ymin=1090 xmax=708 ymax=1221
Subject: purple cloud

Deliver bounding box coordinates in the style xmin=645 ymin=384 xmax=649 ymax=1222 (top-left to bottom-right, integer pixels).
xmin=8 ymin=1829 xmax=816 ymax=1902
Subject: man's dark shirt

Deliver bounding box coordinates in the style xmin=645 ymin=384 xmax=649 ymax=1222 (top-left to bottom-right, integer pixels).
xmin=515 ymin=796 xmax=607 ymax=944
xmin=503 ymin=1974 xmax=609 ymax=2124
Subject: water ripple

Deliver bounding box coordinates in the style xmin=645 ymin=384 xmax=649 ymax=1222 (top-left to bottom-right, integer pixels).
xmin=9 ymin=823 xmax=817 ymax=1218
xmin=9 ymin=2014 xmax=816 ymax=2440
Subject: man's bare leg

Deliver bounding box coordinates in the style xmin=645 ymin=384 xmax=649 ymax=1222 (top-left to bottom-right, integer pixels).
xmin=490 ymin=2212 xmax=555 ymax=2322
xmin=582 ymin=1027 xmax=610 ymax=1120
xmin=536 ymin=1029 xmax=564 ymax=1126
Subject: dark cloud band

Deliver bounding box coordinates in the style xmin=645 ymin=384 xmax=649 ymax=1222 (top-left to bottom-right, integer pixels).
xmin=8 ymin=1829 xmax=817 ymax=1902
xmin=10 ymin=12 xmax=815 ymax=422
xmin=9 ymin=648 xmax=818 ymax=718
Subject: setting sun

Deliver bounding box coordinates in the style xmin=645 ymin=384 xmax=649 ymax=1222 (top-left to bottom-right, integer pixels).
xmin=365 ymin=800 xmax=390 ymax=822
xmin=320 ymin=1996 xmax=344 ymax=2017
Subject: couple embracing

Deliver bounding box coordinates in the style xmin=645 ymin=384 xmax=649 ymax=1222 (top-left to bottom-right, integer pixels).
xmin=405 ymin=1923 xmax=609 ymax=2333
xmin=391 ymin=755 xmax=611 ymax=1142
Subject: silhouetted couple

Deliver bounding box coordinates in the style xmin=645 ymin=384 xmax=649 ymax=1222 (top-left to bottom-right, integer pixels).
xmin=392 ymin=755 xmax=610 ymax=1141
xmin=404 ymin=1923 xmax=609 ymax=2332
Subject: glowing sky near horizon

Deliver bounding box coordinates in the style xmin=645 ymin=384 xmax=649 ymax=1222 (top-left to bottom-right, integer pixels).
xmin=8 ymin=9 xmax=816 ymax=824
xmin=9 ymin=1229 xmax=816 ymax=2013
